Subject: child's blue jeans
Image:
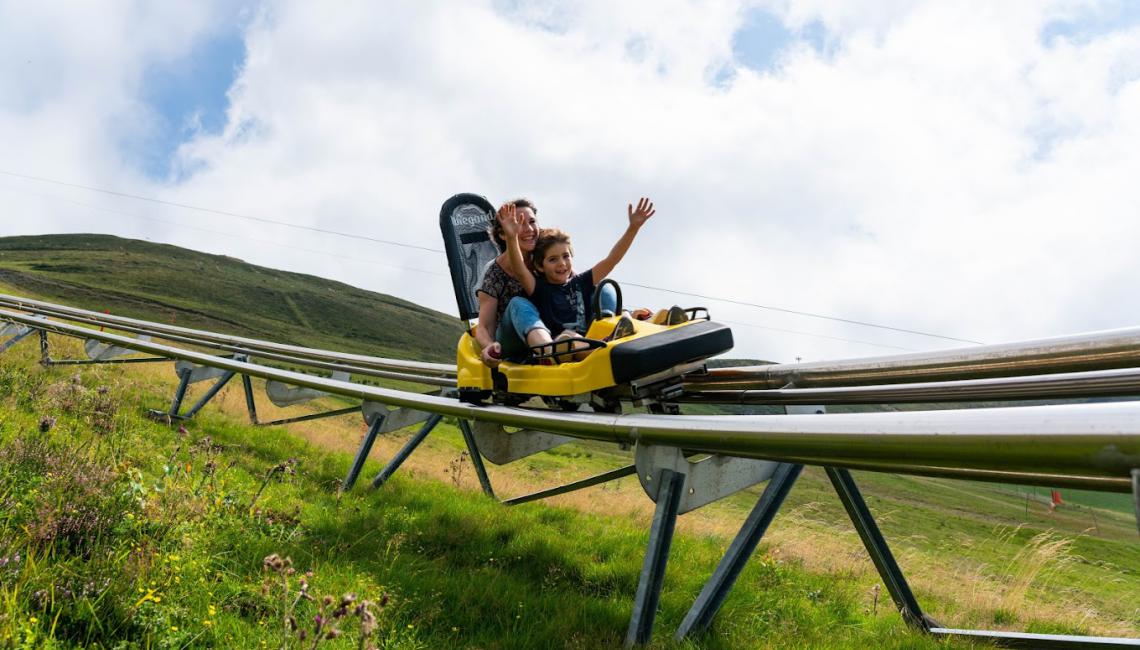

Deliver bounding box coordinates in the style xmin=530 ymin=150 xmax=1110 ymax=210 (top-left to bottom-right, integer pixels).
xmin=496 ymin=285 xmax=617 ymax=359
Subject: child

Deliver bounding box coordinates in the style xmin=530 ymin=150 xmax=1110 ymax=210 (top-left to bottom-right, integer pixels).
xmin=498 ymin=198 xmax=656 ymax=359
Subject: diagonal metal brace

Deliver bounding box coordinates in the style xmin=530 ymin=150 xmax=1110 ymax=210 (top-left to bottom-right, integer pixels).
xmin=457 ymin=420 xmax=496 ymax=498
xmin=504 ymin=464 xmax=637 ymax=506
xmin=625 ymin=467 xmax=685 ymax=647
xmin=826 ymin=466 xmax=934 ymax=631
xmin=675 ymin=462 xmax=804 ymax=640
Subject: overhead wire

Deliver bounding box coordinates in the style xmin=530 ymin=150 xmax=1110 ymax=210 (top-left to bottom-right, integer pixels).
xmin=0 ymin=185 xmax=447 ymax=277
xmin=0 ymin=169 xmax=445 ymax=254
xmin=0 ymin=169 xmax=979 ymax=346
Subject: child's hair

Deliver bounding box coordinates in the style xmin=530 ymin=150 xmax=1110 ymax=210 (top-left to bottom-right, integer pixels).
xmin=488 ymin=197 xmax=538 ymax=253
xmin=532 ymin=228 xmax=573 ymax=269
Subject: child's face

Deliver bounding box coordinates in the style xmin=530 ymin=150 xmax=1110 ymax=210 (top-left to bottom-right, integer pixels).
xmin=538 ymin=243 xmax=574 ymax=284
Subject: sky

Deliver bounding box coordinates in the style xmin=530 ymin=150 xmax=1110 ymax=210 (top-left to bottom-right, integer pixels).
xmin=2 ymin=0 xmax=1140 ymax=364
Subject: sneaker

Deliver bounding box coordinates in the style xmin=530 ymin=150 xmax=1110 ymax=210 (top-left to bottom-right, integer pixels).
xmin=609 ymin=315 xmax=636 ymax=340
xmin=664 ymin=305 xmax=689 ymax=326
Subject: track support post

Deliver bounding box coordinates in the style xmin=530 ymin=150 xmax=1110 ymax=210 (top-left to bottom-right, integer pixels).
xmin=825 ymin=466 xmax=932 ymax=631
xmin=241 ymin=374 xmax=259 ymax=424
xmin=371 ymin=413 xmax=443 ymax=489
xmin=625 ymin=468 xmax=684 ymax=647
xmin=150 ymin=356 xmax=245 ymax=422
xmin=342 ymin=412 xmax=386 ymax=491
xmin=675 ymin=462 xmax=804 ymax=640
xmin=39 ymin=329 xmax=50 ymax=364
xmin=166 ymin=366 xmax=193 ymax=419
xmin=1132 ymin=469 xmax=1139 ymax=536
xmin=457 ymin=420 xmax=495 ymax=498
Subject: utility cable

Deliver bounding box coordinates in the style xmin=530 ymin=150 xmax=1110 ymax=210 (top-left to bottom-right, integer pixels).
xmin=623 ymin=281 xmax=983 ymax=345
xmin=0 ymin=169 xmax=445 ymax=254
xmin=1 ymin=169 xmax=980 ymax=345
xmin=0 ymin=186 xmax=447 ymax=277
xmin=718 ymin=319 xmax=915 ymax=352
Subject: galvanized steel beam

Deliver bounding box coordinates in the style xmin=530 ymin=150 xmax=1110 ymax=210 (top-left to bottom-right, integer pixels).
xmin=0 ymin=293 xmax=456 ymax=379
xmin=3 ymin=309 xmax=1140 ymax=490
xmin=690 ymin=326 xmax=1140 ymax=389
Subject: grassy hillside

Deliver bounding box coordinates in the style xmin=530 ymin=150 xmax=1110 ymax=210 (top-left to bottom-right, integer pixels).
xmin=0 ymin=334 xmax=1137 ymax=647
xmin=0 ymin=234 xmax=463 ymax=362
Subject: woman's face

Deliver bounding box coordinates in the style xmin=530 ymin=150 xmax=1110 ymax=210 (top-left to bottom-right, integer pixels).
xmin=516 ymin=207 xmax=539 ymax=252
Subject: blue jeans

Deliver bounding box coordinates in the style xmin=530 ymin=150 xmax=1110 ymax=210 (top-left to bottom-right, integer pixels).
xmin=496 ymin=285 xmax=617 ymax=359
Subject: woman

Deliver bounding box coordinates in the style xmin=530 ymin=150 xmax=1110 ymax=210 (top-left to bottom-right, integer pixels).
xmin=474 ymin=198 xmax=541 ymax=368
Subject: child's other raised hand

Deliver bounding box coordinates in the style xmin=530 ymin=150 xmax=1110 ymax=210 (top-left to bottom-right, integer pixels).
xmin=497 ymin=203 xmax=521 ymax=238
xmin=628 ymin=197 xmax=656 ymax=228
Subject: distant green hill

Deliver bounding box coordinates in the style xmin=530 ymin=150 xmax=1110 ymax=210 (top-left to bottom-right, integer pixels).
xmin=0 ymin=234 xmax=463 ymax=362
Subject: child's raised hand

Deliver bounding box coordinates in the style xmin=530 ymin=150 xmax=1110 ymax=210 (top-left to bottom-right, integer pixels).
xmin=628 ymin=197 xmax=656 ymax=228
xmin=497 ymin=203 xmax=521 ymax=238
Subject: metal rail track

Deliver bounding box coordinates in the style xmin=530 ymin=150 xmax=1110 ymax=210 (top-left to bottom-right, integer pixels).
xmin=0 ymin=293 xmax=456 ymax=379
xmin=3 ymin=307 xmax=1137 ymax=492
xmin=0 ymin=294 xmax=457 ymax=387
xmin=689 ymin=326 xmax=1140 ymax=388
xmin=13 ymin=293 xmax=1140 ymax=405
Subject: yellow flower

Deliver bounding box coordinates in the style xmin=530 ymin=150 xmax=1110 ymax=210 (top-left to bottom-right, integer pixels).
xmin=28 ymin=617 xmax=38 ymax=624
xmin=170 ymin=626 xmax=178 ymax=631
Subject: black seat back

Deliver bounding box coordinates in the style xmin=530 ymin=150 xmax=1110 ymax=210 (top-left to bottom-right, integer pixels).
xmin=439 ymin=193 xmax=499 ymax=321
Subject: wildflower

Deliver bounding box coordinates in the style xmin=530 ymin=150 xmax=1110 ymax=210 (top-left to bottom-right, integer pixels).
xmin=134 ymin=588 xmax=161 ymax=607
xmin=29 ymin=617 xmax=38 ymax=624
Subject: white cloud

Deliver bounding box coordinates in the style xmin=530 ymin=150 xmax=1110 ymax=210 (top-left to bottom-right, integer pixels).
xmin=3 ymin=0 xmax=1140 ymax=363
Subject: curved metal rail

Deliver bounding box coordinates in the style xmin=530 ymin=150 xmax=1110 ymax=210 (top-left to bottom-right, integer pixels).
xmin=3 ymin=307 xmax=1137 ymax=492
xmin=15 ymin=293 xmax=1140 ymax=404
xmin=690 ymin=326 xmax=1140 ymax=389
xmin=0 ymin=293 xmax=457 ymax=384
xmin=682 ymin=366 xmax=1140 ymax=405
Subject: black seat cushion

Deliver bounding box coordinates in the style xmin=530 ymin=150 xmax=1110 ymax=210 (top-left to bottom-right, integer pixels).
xmin=610 ymin=321 xmax=734 ymax=384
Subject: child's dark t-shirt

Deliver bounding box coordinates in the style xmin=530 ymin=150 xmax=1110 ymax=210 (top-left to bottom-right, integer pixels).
xmin=531 ymin=269 xmax=595 ymax=337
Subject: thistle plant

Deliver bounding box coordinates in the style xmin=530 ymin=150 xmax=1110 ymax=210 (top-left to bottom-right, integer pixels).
xmin=262 ymin=554 xmax=385 ymax=649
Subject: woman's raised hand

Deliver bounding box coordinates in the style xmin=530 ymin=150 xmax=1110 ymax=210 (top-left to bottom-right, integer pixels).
xmin=497 ymin=203 xmax=521 ymax=239
xmin=628 ymin=197 xmax=656 ymax=228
